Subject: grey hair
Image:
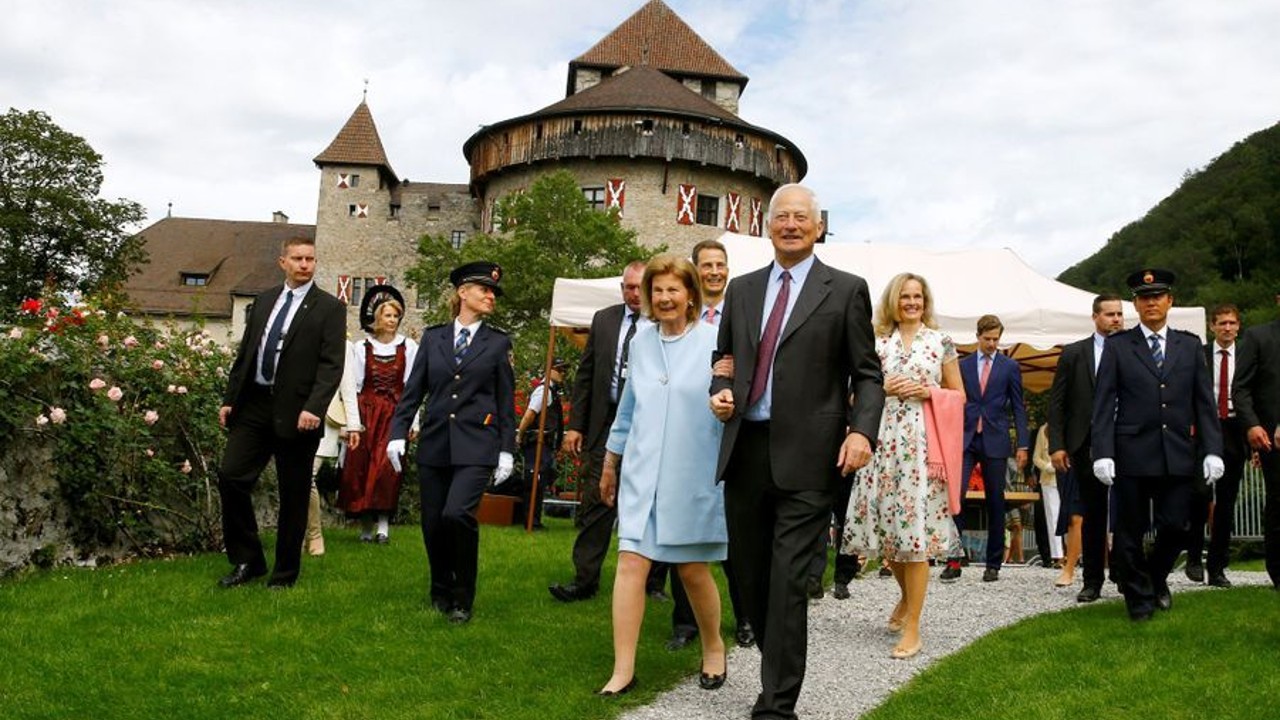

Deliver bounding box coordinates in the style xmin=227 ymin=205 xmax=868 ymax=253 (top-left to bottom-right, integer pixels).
xmin=766 ymin=183 xmax=821 ymax=220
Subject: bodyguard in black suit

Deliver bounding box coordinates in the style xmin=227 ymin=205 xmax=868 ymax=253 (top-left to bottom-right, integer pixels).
xmin=1091 ymin=269 xmax=1224 ymax=621
xmin=1186 ymin=304 xmax=1246 ymax=587
xmin=387 ymin=262 xmax=516 ymax=624
xmin=710 ymin=184 xmax=883 ymax=720
xmin=1047 ymin=293 xmax=1124 ymax=602
xmin=548 ymin=260 xmax=649 ymax=602
xmin=216 ymin=236 xmax=347 ymax=589
xmin=1233 ymin=291 xmax=1280 ymax=589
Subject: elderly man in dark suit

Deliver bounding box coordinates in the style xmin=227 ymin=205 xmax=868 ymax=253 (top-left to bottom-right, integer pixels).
xmin=710 ymin=183 xmax=883 ymax=720
xmin=1048 ymin=293 xmax=1124 ymax=602
xmin=1234 ymin=290 xmax=1280 ymax=590
xmin=215 ymin=236 xmax=347 ymax=590
xmin=1091 ymin=268 xmax=1224 ymax=621
xmin=548 ymin=260 xmax=649 ymax=602
xmin=940 ymin=315 xmax=1029 ymax=583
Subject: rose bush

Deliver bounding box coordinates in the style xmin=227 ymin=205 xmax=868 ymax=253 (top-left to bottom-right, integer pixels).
xmin=0 ymin=295 xmax=232 ymax=563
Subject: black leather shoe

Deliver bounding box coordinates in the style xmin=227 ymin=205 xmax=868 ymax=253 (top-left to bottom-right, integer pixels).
xmin=596 ymin=677 xmax=637 ymax=697
xmin=448 ymin=608 xmax=472 ymax=624
xmin=1184 ymin=562 xmax=1204 ymax=583
xmin=665 ymin=630 xmax=697 ymax=651
xmin=1129 ymin=608 xmax=1154 ymax=622
xmin=735 ymin=621 xmax=755 ymax=648
xmin=218 ymin=563 xmax=267 ymax=588
xmin=807 ymin=577 xmax=824 ymax=599
xmin=549 ymin=582 xmax=597 ymax=603
xmin=1076 ymin=585 xmax=1102 ymax=603
xmin=939 ymin=562 xmax=962 ymax=583
xmin=266 ymin=579 xmax=294 ymax=591
xmin=1207 ymin=573 xmax=1233 ymax=588
xmin=431 ymin=597 xmax=453 ymax=614
xmin=982 ymin=568 xmax=1000 ymax=582
xmin=832 ymin=582 xmax=851 ymax=600
xmin=1155 ymin=588 xmax=1172 ymax=611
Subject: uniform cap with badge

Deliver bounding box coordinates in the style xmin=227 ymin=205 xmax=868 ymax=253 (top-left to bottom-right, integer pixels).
xmin=450 ymin=261 xmax=504 ymax=296
xmin=1125 ymin=268 xmax=1175 ymax=297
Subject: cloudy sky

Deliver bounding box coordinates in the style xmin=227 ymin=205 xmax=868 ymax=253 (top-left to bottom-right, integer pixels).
xmin=4 ymin=0 xmax=1278 ymax=276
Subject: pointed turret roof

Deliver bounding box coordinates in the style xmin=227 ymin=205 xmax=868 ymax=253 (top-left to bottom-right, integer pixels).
xmin=569 ymin=0 xmax=747 ymax=91
xmin=313 ymin=101 xmax=398 ymax=182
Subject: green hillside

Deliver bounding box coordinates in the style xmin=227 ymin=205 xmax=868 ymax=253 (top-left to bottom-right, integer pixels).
xmin=1058 ymin=121 xmax=1280 ymax=327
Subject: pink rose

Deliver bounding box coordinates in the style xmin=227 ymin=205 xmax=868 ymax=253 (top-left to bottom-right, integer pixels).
xmin=7 ymin=327 xmax=21 ymax=339
xmin=154 ymin=341 xmax=166 ymax=349
xmin=176 ymin=386 xmax=188 ymax=395
xmin=143 ymin=410 xmax=159 ymax=425
xmin=49 ymin=407 xmax=67 ymax=424
xmin=152 ymin=359 xmax=165 ymax=370
xmin=89 ymin=378 xmax=107 ymax=390
xmin=180 ymin=459 xmax=192 ymax=474
xmin=122 ymin=335 xmax=139 ymax=348
xmin=35 ymin=414 xmax=49 ymax=427
xmin=145 ymin=448 xmax=155 ymax=457
xmin=167 ymin=384 xmax=177 ymax=393
xmin=107 ymin=386 xmax=124 ymax=402
xmin=96 ymin=334 xmax=110 ymax=350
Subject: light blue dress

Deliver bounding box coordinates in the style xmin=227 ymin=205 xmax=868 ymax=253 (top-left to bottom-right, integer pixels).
xmin=606 ymin=321 xmax=727 ymax=563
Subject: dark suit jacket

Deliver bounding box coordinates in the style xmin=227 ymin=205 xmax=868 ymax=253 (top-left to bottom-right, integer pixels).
xmin=1235 ymin=320 xmax=1280 ymax=435
xmin=1047 ymin=335 xmax=1095 ymax=457
xmin=222 ymin=283 xmax=347 ymax=438
xmin=565 ymin=304 xmax=625 ymax=452
xmin=390 ymin=323 xmax=516 ymax=468
xmin=1091 ymin=326 xmax=1223 ymax=477
xmin=960 ymin=351 xmax=1029 ymax=457
xmin=711 ymin=257 xmax=884 ymax=491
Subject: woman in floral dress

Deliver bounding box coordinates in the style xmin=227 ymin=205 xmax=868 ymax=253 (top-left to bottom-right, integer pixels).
xmin=844 ymin=272 xmax=961 ymax=659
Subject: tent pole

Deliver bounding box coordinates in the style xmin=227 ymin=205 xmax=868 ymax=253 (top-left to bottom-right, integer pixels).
xmin=526 ymin=324 xmax=557 ymax=532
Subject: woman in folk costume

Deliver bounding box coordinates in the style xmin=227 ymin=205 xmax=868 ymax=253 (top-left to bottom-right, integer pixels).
xmin=844 ymin=272 xmax=963 ymax=659
xmin=339 ymin=285 xmax=418 ymax=543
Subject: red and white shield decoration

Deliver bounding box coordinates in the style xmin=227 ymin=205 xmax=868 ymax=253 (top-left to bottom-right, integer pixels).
xmin=375 ymin=276 xmax=386 ymax=286
xmin=724 ymin=192 xmax=741 ymax=233
xmin=337 ymin=173 xmax=350 ymax=189
xmin=336 ymin=275 xmax=352 ymax=304
xmin=676 ymin=184 xmax=697 ymax=225
xmin=605 ymin=178 xmax=626 ymax=216
xmin=355 ymin=203 xmax=368 ymax=218
xmin=749 ymin=197 xmax=763 ymax=236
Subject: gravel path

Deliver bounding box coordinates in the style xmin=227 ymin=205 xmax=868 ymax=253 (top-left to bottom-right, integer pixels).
xmin=620 ymin=564 xmax=1273 ymax=720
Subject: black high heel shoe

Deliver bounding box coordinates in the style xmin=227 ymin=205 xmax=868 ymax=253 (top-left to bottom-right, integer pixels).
xmin=699 ymin=656 xmax=727 ymax=690
xmin=596 ymin=677 xmax=637 ymax=697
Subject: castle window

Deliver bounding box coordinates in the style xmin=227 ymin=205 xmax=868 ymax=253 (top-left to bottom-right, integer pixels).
xmin=637 ymin=119 xmax=654 ymax=136
xmin=702 ymin=81 xmax=717 ymax=100
xmin=348 ymin=204 xmax=369 ymax=218
xmin=450 ymin=230 xmax=466 ymax=249
xmin=681 ymin=122 xmax=691 ymax=138
xmin=428 ymin=202 xmax=441 ymax=213
xmin=416 ymin=291 xmax=428 ymax=310
xmin=349 ymin=174 xmax=360 ymax=188
xmin=573 ymin=119 xmax=583 ymax=135
xmin=349 ymin=276 xmax=378 ymax=308
xmin=535 ymin=123 xmax=544 ymax=140
xmin=734 ymin=133 xmax=745 ymax=149
xmin=181 ymin=273 xmax=208 ymax=287
xmin=582 ymin=186 xmax=606 ymax=211
xmin=336 ymin=173 xmax=360 ymax=189
xmin=696 ymin=194 xmax=720 ymax=227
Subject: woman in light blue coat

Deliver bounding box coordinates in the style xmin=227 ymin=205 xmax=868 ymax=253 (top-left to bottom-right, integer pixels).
xmin=597 ymin=255 xmax=727 ymax=697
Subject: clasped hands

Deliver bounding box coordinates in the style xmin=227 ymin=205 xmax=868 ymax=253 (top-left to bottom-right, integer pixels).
xmin=883 ymin=373 xmax=930 ymax=400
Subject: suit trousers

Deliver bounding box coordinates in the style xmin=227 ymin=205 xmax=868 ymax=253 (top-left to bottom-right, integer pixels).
xmin=1186 ymin=417 xmax=1245 ymax=574
xmin=725 ymin=421 xmax=832 ymax=720
xmin=807 ymin=474 xmax=861 ymax=584
xmin=956 ymin=434 xmax=1008 ymax=569
xmin=1111 ymin=474 xmax=1193 ymax=615
xmin=1065 ymin=447 xmax=1112 ymax=590
xmin=419 ymin=464 xmax=491 ymax=612
xmin=1261 ymin=448 xmax=1280 ymax=587
xmin=218 ymin=384 xmax=321 ymax=585
xmin=569 ymin=444 xmax=617 ymax=589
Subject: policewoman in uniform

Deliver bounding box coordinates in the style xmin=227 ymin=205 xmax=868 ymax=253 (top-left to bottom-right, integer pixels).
xmin=387 ymin=262 xmax=517 ymax=624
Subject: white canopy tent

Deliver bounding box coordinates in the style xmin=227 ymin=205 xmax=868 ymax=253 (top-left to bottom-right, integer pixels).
xmin=549 ymin=233 xmax=1205 ymax=392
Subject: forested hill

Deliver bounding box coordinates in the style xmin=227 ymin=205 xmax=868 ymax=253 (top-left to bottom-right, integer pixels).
xmin=1058 ymin=120 xmax=1280 ymax=327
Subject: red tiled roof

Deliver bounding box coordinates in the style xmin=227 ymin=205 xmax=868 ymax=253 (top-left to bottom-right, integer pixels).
xmin=571 ymin=0 xmax=746 ymax=83
xmin=537 ymin=64 xmax=741 ymax=123
xmin=124 ymin=217 xmax=315 ymax=318
xmin=313 ymin=101 xmax=398 ymax=181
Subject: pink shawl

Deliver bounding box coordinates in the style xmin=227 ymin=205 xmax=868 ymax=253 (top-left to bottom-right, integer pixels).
xmin=924 ymin=387 xmax=965 ymax=514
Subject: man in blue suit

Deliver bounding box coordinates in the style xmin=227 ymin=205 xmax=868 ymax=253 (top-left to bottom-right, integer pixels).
xmin=940 ymin=314 xmax=1029 ymax=583
xmin=1092 ymin=268 xmax=1224 ymax=621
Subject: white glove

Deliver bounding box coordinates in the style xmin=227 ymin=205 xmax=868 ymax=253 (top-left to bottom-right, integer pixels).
xmin=1203 ymin=455 xmax=1224 ymax=485
xmin=1092 ymin=458 xmax=1115 ymax=486
xmin=386 ymin=439 xmax=406 ymax=473
xmin=493 ymin=451 xmax=514 ymax=485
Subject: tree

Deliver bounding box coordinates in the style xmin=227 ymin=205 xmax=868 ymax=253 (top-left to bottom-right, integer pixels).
xmin=0 ymin=108 xmax=147 ymax=317
xmin=405 ymin=170 xmax=662 ymax=369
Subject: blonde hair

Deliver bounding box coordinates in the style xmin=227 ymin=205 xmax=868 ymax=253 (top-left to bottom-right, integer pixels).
xmin=874 ymin=272 xmax=938 ymax=336
xmin=640 ymin=254 xmax=703 ymax=324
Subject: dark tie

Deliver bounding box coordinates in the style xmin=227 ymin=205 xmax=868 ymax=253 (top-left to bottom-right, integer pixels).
xmin=615 ymin=313 xmax=638 ymax=401
xmin=748 ymin=271 xmax=791 ymax=408
xmin=1149 ymin=334 xmax=1163 ymax=369
xmin=1218 ymin=349 xmax=1230 ymax=419
xmin=260 ymin=289 xmax=294 ymax=383
xmin=454 ymin=328 xmax=471 ymax=365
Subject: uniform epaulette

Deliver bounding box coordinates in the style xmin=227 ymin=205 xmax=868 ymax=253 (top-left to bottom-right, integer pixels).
xmin=485 ymin=325 xmax=510 ymax=336
xmin=1171 ymin=328 xmax=1198 ymax=339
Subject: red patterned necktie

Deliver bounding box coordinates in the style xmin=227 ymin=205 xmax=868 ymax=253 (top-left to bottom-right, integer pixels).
xmin=748 ymin=271 xmax=791 ymax=408
xmin=1218 ymin=349 xmax=1230 ymax=419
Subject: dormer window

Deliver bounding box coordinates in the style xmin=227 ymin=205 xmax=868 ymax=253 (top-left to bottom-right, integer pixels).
xmin=181 ymin=273 xmax=208 ymax=287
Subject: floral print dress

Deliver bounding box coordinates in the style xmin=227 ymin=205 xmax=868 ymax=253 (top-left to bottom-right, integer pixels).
xmin=843 ymin=326 xmax=960 ymax=563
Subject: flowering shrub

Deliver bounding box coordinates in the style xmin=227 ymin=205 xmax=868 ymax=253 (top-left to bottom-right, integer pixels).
xmin=1 ymin=296 xmax=232 ymax=560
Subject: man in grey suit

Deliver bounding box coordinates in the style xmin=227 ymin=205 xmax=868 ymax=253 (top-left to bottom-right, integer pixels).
xmin=1091 ymin=268 xmax=1223 ymax=621
xmin=1234 ymin=290 xmax=1280 ymax=590
xmin=711 ymin=184 xmax=884 ymax=719
xmin=215 ymin=236 xmax=347 ymax=589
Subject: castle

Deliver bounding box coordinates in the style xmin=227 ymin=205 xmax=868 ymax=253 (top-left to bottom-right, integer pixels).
xmin=126 ymin=1 xmax=806 ymax=342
